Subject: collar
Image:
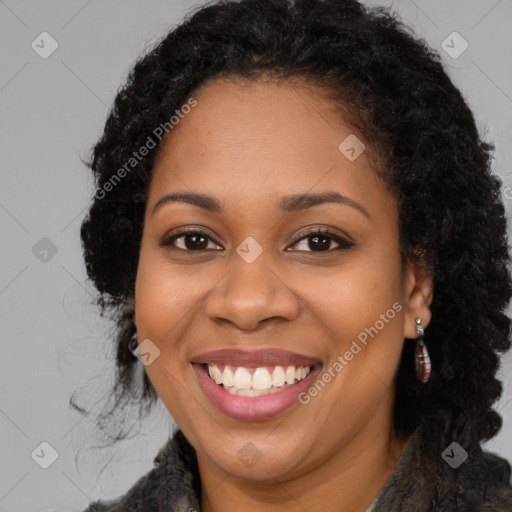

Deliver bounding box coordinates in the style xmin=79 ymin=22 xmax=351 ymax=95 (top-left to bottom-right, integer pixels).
xmin=150 ymin=428 xmax=422 ymax=511
xmin=88 ymin=421 xmax=511 ymax=511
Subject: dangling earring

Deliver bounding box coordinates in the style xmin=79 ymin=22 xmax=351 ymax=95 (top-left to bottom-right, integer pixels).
xmin=128 ymin=331 xmax=138 ymax=355
xmin=414 ymin=318 xmax=431 ymax=383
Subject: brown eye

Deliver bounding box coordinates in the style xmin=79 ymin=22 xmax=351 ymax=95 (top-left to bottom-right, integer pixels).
xmin=289 ymin=229 xmax=355 ymax=252
xmin=159 ymin=228 xmax=355 ymax=253
xmin=159 ymin=230 xmax=222 ymax=251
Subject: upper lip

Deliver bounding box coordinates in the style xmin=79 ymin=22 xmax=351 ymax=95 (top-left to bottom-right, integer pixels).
xmin=191 ymin=348 xmax=322 ymax=367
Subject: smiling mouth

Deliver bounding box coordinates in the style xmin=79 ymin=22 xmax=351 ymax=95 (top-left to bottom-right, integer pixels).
xmin=205 ymin=363 xmax=314 ymax=397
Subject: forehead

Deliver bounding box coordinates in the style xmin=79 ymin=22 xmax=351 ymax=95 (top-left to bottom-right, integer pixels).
xmin=148 ymin=76 xmax=392 ymax=220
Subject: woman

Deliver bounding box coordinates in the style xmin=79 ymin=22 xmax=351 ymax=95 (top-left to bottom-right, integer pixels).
xmin=78 ymin=0 xmax=512 ymax=510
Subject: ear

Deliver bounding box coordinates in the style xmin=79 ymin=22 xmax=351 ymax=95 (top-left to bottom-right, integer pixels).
xmin=403 ymin=261 xmax=434 ymax=339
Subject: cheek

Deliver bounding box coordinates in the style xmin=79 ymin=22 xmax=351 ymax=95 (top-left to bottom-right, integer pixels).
xmin=134 ymin=260 xmax=203 ymax=429
xmin=307 ymin=244 xmax=405 ymax=406
xmin=135 ymin=241 xmax=203 ymax=340
xmin=312 ymin=245 xmax=404 ymax=343
xmin=134 ymin=247 xmax=200 ymax=393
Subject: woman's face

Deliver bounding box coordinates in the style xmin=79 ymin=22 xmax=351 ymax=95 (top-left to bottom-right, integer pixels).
xmin=135 ymin=77 xmax=432 ymax=482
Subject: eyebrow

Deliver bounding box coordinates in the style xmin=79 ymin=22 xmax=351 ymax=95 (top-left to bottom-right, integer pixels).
xmin=151 ymin=191 xmax=370 ymax=219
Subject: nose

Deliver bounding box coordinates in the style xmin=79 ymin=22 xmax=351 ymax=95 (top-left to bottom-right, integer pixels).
xmin=204 ymin=254 xmax=300 ymax=331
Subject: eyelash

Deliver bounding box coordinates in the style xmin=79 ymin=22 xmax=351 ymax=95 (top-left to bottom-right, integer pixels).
xmin=159 ymin=227 xmax=355 ymax=253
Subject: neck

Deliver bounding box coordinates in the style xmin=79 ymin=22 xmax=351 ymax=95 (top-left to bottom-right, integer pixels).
xmin=197 ymin=407 xmax=410 ymax=512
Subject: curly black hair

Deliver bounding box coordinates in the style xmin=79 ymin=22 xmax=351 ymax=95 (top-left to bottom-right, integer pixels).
xmin=75 ymin=0 xmax=512 ymax=455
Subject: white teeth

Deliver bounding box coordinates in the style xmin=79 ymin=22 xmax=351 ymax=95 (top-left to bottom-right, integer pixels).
xmin=252 ymin=368 xmax=272 ymax=390
xmin=207 ymin=363 xmax=313 ymax=395
xmin=285 ymin=366 xmax=296 ymax=384
xmin=226 ymin=385 xmax=288 ymax=396
xmin=232 ymin=367 xmax=252 ymax=390
xmin=208 ymin=364 xmax=222 ymax=384
xmin=271 ymin=366 xmax=286 ymax=387
xmin=222 ymin=366 xmax=234 ymax=387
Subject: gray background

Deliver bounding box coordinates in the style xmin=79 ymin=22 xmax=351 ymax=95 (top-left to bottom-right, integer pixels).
xmin=1 ymin=0 xmax=511 ymax=510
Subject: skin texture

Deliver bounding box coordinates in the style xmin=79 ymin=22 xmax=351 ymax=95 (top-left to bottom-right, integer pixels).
xmin=134 ymin=76 xmax=434 ymax=512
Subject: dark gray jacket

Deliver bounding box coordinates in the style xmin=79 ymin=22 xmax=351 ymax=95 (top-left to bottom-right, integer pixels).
xmin=83 ymin=423 xmax=512 ymax=511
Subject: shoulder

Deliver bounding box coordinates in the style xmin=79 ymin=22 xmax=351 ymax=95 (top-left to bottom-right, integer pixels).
xmin=375 ymin=424 xmax=512 ymax=511
xmin=430 ymin=442 xmax=512 ymax=510
xmin=446 ymin=447 xmax=512 ymax=511
xmin=80 ymin=430 xmax=200 ymax=512
xmin=79 ymin=463 xmax=164 ymax=512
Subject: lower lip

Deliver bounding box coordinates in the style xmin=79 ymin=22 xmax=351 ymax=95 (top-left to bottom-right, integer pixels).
xmin=193 ymin=363 xmax=322 ymax=421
